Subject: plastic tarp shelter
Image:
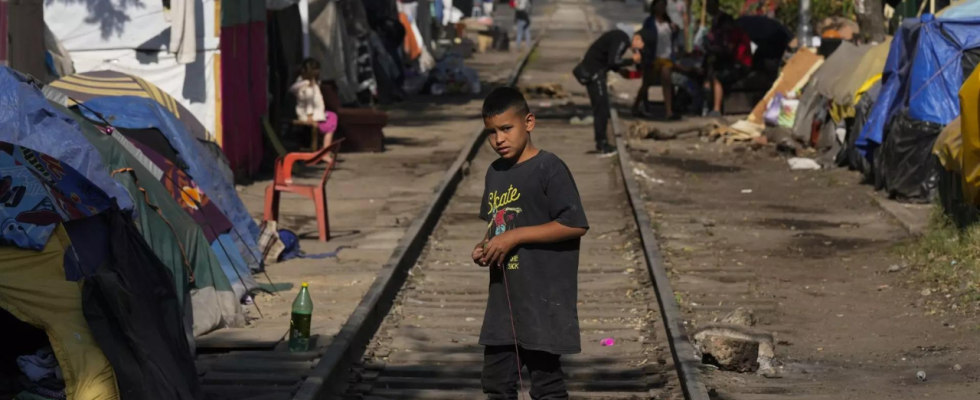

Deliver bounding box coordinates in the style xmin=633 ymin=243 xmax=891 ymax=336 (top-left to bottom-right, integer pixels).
xmin=934 ymin=115 xmax=963 ymax=173
xmin=0 ymin=67 xmax=134 ymax=213
xmin=960 ymin=60 xmax=980 ymax=204
xmin=855 ymin=18 xmax=923 ymax=156
xmin=836 ymin=38 xmax=893 ymax=107
xmin=813 ymin=42 xmax=873 ymax=102
xmin=77 ymin=96 xmax=263 ymax=271
xmin=0 ymin=225 xmax=120 ymax=400
xmin=940 ymin=0 xmax=980 ymax=19
xmin=55 ymin=102 xmax=244 ymax=336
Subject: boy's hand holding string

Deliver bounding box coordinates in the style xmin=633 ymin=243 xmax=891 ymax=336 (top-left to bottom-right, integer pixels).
xmin=472 ymin=222 xmax=587 ymax=267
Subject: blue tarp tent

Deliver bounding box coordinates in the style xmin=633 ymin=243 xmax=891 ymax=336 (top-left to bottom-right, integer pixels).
xmin=77 ymin=97 xmax=264 ymax=272
xmin=0 ymin=67 xmax=135 ymax=212
xmin=942 ymin=0 xmax=980 ymax=19
xmin=855 ymin=19 xmax=922 ymax=155
xmin=856 ymin=15 xmax=980 ymax=155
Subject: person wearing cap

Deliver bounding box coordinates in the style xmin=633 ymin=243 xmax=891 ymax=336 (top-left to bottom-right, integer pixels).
xmin=572 ymin=28 xmax=652 ymax=154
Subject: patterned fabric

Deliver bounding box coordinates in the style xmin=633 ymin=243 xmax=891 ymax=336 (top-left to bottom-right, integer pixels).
xmin=126 ymin=139 xmax=234 ymax=242
xmin=0 ymin=142 xmax=112 ymax=250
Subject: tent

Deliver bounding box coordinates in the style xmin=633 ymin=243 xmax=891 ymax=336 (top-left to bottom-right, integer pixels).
xmin=50 ymin=71 xmax=210 ymax=142
xmin=939 ymin=0 xmax=980 ymax=18
xmin=858 ymin=15 xmax=980 ymax=154
xmin=855 ymin=18 xmax=924 ymax=156
xmin=812 ymin=43 xmax=874 ymax=102
xmin=0 ymin=68 xmax=134 ymax=213
xmin=959 ymin=60 xmax=980 ymax=204
xmin=835 ymin=38 xmax=893 ymax=108
xmin=49 ymin=70 xmax=234 ymax=184
xmin=75 ymin=96 xmax=263 ymax=280
xmin=1 ymin=224 xmax=119 ymax=400
xmin=55 ymin=103 xmax=245 ymax=336
xmin=0 ymin=145 xmax=204 ymax=400
xmin=934 ymin=115 xmax=963 ymax=173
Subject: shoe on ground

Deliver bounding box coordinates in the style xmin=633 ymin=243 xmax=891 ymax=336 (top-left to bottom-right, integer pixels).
xmin=596 ymin=142 xmax=618 ymax=155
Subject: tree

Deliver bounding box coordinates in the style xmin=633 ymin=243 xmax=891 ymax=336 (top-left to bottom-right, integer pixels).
xmin=855 ymin=0 xmax=887 ymax=42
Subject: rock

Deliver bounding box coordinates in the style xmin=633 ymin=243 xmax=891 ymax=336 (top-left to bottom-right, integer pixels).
xmin=887 ymin=264 xmax=902 ymax=273
xmin=916 ymin=370 xmax=927 ymax=381
xmin=722 ymin=307 xmax=756 ymax=327
xmin=921 ymin=288 xmax=932 ymax=296
xmin=953 ymin=364 xmax=962 ymax=371
xmin=693 ymin=325 xmax=774 ymax=373
xmin=697 ymin=334 xmax=760 ymax=372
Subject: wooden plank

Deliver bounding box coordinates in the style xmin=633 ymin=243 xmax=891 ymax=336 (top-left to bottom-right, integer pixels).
xmin=196 ymin=327 xmax=286 ymax=350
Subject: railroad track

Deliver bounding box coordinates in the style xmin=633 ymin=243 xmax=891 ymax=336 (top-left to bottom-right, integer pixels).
xmin=329 ymin=1 xmax=708 ymax=399
xmin=194 ymin=1 xmax=710 ymax=399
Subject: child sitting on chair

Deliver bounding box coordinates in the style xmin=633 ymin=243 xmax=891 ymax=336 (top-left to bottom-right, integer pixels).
xmin=290 ymin=58 xmax=337 ymax=148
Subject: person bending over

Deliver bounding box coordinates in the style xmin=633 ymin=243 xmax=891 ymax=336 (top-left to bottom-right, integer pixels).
xmin=573 ymin=28 xmax=653 ymax=154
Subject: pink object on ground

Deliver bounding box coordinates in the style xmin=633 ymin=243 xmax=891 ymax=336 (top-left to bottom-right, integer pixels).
xmin=600 ymin=338 xmax=615 ymax=346
xmin=318 ymin=111 xmax=338 ymax=134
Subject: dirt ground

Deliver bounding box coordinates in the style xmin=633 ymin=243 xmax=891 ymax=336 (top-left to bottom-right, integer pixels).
xmin=624 ymin=133 xmax=980 ymax=399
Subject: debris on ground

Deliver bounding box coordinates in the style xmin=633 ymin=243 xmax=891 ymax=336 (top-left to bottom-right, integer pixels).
xmin=600 ymin=337 xmax=616 ymax=346
xmin=953 ymin=364 xmax=963 ymax=371
xmin=764 ymin=126 xmax=802 ymax=155
xmin=693 ymin=323 xmax=775 ymax=374
xmin=632 ymin=165 xmax=665 ymax=184
xmin=519 ymin=83 xmax=569 ymax=99
xmin=709 ymin=120 xmax=764 ymax=144
xmin=788 ymin=157 xmax=821 ymax=170
xmin=630 ymin=121 xmax=709 ymax=140
xmin=721 ymin=307 xmax=756 ymax=327
xmin=887 ymin=264 xmax=903 ymax=273
xmin=917 ymin=370 xmax=927 ymax=381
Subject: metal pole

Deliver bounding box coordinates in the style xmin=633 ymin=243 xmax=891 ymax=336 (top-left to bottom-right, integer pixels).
xmin=300 ymin=0 xmax=310 ymax=58
xmin=798 ymin=0 xmax=811 ymax=49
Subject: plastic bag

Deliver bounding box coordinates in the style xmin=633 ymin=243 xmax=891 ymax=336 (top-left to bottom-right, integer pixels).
xmin=764 ymin=92 xmax=783 ymax=126
xmin=778 ymin=98 xmax=799 ymax=128
xmin=878 ymin=111 xmax=942 ymax=203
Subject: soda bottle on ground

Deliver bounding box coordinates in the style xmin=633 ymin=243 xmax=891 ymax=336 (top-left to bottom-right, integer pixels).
xmin=289 ymin=282 xmax=313 ymax=352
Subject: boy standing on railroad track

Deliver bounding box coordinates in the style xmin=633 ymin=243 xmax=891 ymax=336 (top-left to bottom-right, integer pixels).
xmin=471 ymin=87 xmax=590 ymax=399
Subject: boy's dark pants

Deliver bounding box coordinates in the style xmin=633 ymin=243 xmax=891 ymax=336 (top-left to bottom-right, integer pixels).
xmin=482 ymin=345 xmax=568 ymax=399
xmin=585 ymin=74 xmax=610 ymax=148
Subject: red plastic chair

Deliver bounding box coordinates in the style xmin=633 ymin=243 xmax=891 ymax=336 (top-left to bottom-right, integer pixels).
xmin=263 ymin=139 xmax=344 ymax=242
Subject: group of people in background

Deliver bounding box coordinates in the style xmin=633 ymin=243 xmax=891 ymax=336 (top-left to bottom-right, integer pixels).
xmin=575 ymin=0 xmax=756 ymax=153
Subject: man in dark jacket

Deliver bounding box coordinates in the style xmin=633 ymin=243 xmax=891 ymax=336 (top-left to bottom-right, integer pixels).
xmin=573 ymin=28 xmax=653 ymax=154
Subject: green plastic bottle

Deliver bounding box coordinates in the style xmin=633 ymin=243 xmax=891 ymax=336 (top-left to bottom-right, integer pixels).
xmin=288 ymin=282 xmax=313 ymax=352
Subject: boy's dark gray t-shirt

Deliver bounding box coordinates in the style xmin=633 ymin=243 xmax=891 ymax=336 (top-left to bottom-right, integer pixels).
xmin=478 ymin=150 xmax=589 ymax=354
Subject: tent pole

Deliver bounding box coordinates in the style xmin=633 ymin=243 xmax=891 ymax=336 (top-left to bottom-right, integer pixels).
xmin=930 ymin=0 xmax=935 ymax=14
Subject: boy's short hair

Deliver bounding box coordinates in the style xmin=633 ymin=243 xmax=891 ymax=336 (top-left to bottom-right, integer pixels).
xmin=482 ymin=87 xmax=530 ymax=119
